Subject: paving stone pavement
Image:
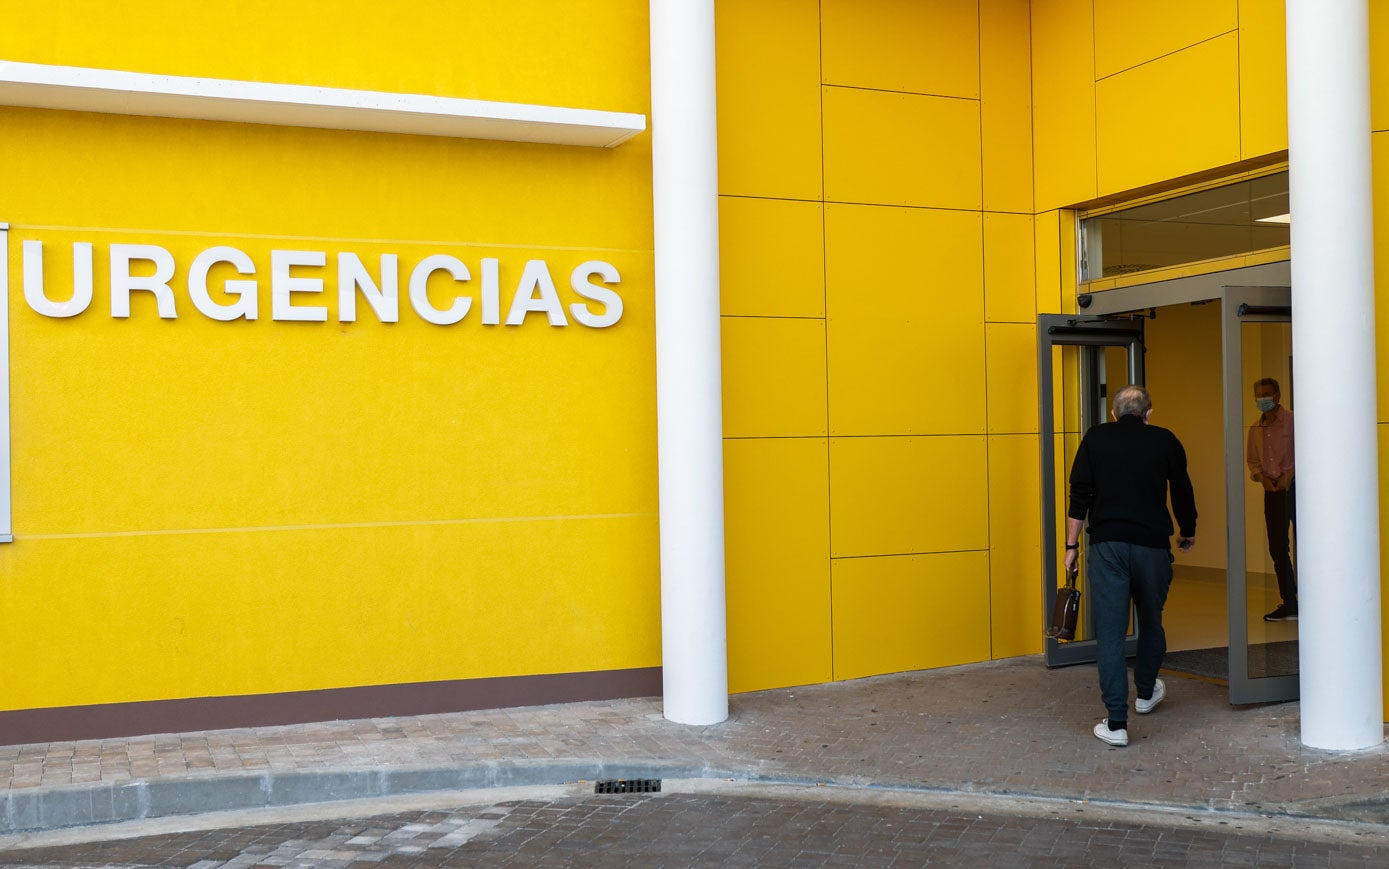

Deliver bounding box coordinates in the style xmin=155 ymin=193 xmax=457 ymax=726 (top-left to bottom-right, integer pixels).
xmin=1 ymin=656 xmax=1387 ymax=833
xmin=5 ymin=789 xmax=1389 ymax=867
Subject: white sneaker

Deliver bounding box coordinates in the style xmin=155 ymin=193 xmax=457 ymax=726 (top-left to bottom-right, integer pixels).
xmin=1094 ymin=719 xmax=1128 ymax=746
xmin=1136 ymin=679 xmax=1166 ymax=714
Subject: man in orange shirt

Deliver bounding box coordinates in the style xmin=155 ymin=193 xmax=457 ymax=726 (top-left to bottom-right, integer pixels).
xmin=1247 ymin=377 xmax=1296 ymax=621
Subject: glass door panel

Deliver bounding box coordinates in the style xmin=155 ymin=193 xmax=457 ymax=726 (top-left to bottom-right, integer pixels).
xmin=1039 ymin=315 xmax=1145 ymax=667
xmin=1240 ymin=320 xmax=1298 ymax=678
xmin=1222 ymin=288 xmax=1298 ymax=703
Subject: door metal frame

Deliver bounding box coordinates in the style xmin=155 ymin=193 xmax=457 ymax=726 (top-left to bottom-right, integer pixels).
xmin=1072 ymin=270 xmax=1298 ymax=705
xmin=1039 ymin=314 xmax=1145 ymax=667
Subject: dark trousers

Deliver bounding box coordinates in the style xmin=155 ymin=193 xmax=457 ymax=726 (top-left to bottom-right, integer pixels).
xmin=1263 ymin=482 xmax=1297 ymax=605
xmin=1090 ymin=541 xmax=1173 ymax=722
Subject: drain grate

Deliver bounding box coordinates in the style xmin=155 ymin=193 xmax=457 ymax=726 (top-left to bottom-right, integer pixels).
xmin=594 ymin=778 xmax=662 ymax=794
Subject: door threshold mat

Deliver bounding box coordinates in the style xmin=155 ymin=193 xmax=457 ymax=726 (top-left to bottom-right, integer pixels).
xmin=1161 ymin=640 xmax=1299 ymax=681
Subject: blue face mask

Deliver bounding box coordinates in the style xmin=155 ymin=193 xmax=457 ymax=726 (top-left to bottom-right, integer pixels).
xmin=1255 ymin=397 xmax=1277 ymax=413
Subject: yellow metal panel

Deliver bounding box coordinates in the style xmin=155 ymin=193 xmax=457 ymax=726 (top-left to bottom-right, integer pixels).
xmin=725 ymin=438 xmax=832 ymax=693
xmin=989 ymin=434 xmax=1043 ymax=658
xmin=1380 ymin=425 xmax=1389 ymax=718
xmin=829 ymin=435 xmax=989 ymax=557
xmin=823 ymin=88 xmax=982 ymax=210
xmin=831 ymin=551 xmax=991 ymax=679
xmin=720 ymin=197 xmax=825 ymax=318
xmin=0 ymin=0 xmax=651 ymax=114
xmin=1374 ymin=1 xmax=1389 ymax=133
xmin=987 ymin=324 xmax=1039 ymax=434
xmin=722 ymin=317 xmax=828 ymax=438
xmin=1032 ymin=0 xmax=1097 ymax=210
xmin=1093 ymin=0 xmax=1237 ymax=79
xmin=0 ymin=516 xmax=660 ymax=708
xmin=1059 ymin=210 xmax=1080 ymax=315
xmin=821 ymin=0 xmax=979 ymax=97
xmin=1375 ymin=135 xmax=1389 ymax=421
xmin=1052 ymin=431 xmax=1068 ymax=547
xmin=981 ymin=0 xmax=1035 ymax=214
xmin=984 ymin=213 xmax=1037 ymax=323
xmin=1096 ymin=34 xmax=1242 ymax=197
xmin=715 ymin=0 xmax=824 ymax=200
xmin=1238 ymin=0 xmax=1288 ymax=159
xmin=1034 ymin=210 xmax=1064 ymax=315
xmin=825 ymin=205 xmax=984 ymax=436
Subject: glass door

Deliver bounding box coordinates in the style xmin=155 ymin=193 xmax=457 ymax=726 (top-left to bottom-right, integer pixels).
xmin=1038 ymin=314 xmax=1146 ymax=667
xmin=1222 ymin=287 xmax=1298 ymax=704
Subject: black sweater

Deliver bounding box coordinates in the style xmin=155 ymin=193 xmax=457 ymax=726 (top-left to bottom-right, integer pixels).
xmin=1067 ymin=415 xmax=1198 ymax=549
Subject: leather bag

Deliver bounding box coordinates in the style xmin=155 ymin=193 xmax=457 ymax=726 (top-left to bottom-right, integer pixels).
xmin=1046 ymin=567 xmax=1080 ymax=641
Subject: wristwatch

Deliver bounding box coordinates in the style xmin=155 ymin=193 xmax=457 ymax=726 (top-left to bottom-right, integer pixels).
xmin=1065 ymin=543 xmax=1079 ymax=550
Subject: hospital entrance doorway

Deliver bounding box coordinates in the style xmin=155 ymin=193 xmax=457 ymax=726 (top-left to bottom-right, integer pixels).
xmin=1039 ymin=269 xmax=1297 ymax=706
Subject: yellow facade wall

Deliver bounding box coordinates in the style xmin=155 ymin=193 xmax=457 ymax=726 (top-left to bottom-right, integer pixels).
xmin=1239 ymin=0 xmax=1289 ymax=160
xmin=831 ymin=551 xmax=991 ymax=680
xmin=724 ymin=439 xmax=832 ymax=693
xmin=1031 ymin=0 xmax=1098 ymax=211
xmin=821 ymin=0 xmax=979 ymax=97
xmin=719 ymin=0 xmax=1044 ymax=690
xmin=981 ymin=0 xmax=1035 ymax=215
xmin=715 ymin=0 xmax=823 ymax=201
xmin=1096 ymin=34 xmax=1243 ymax=195
xmin=0 ymin=4 xmax=657 ymax=712
xmin=825 ymin=205 xmax=985 ymax=436
xmin=17 ymin=1 xmax=1388 ymax=721
xmin=1092 ymin=0 xmax=1237 ymax=79
xmin=0 ymin=1 xmax=650 ymax=110
xmin=988 ymin=434 xmax=1041 ymax=659
xmin=1033 ymin=0 xmax=1289 ymax=210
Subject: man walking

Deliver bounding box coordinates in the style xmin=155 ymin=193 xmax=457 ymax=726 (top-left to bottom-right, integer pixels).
xmin=1247 ymin=377 xmax=1296 ymax=621
xmin=1065 ymin=385 xmax=1197 ymax=747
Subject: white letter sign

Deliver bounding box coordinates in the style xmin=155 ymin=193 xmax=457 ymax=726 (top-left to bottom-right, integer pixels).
xmin=506 ymin=259 xmax=567 ymax=326
xmin=189 ymin=246 xmax=259 ymax=321
xmin=23 ymin=240 xmax=94 ymax=318
xmin=408 ymin=254 xmax=472 ymax=325
xmin=569 ymin=261 xmax=623 ymax=328
xmin=110 ymin=244 xmax=177 ymax=319
xmin=339 ymin=253 xmax=399 ymax=323
xmin=271 ymin=250 xmax=328 ymax=322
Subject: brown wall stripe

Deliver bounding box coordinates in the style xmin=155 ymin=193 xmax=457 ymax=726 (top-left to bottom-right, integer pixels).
xmin=0 ymin=666 xmax=663 ymax=746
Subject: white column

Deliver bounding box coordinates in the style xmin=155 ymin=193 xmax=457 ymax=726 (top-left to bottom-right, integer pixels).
xmin=1287 ymin=0 xmax=1383 ymax=749
xmin=649 ymin=0 xmax=729 ymax=725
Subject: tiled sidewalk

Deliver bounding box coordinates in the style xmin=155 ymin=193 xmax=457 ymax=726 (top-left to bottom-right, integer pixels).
xmin=2 ymin=656 xmax=1387 ymax=832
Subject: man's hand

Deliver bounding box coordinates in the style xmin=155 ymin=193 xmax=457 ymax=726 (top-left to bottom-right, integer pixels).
xmin=1064 ymin=547 xmax=1079 ymax=573
xmin=1260 ymin=475 xmax=1277 ymax=492
xmin=1177 ymin=536 xmax=1195 ymax=552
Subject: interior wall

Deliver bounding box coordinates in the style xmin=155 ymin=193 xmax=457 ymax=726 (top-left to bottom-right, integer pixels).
xmin=1144 ymin=302 xmax=1226 ymax=570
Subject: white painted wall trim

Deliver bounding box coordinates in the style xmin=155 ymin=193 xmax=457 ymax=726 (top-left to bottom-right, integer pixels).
xmin=0 ymin=224 xmax=12 ymax=542
xmin=0 ymin=60 xmax=646 ymax=147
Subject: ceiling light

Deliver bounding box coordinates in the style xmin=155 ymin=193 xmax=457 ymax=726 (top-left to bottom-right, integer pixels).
xmin=1257 ymin=213 xmax=1291 ymax=224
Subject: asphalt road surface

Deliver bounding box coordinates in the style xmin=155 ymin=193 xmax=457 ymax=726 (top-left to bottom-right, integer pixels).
xmin=2 ymin=783 xmax=1387 ymax=867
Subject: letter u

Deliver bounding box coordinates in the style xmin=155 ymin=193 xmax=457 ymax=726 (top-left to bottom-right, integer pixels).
xmin=23 ymin=240 xmax=94 ymax=318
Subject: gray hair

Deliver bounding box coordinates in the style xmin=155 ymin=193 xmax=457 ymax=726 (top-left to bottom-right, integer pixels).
xmin=1113 ymin=385 xmax=1152 ymax=419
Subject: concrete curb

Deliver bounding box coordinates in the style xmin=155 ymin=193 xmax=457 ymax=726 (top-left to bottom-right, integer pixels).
xmin=0 ymin=761 xmax=716 ymax=833
xmin=3 ymin=759 xmax=1384 ymax=835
